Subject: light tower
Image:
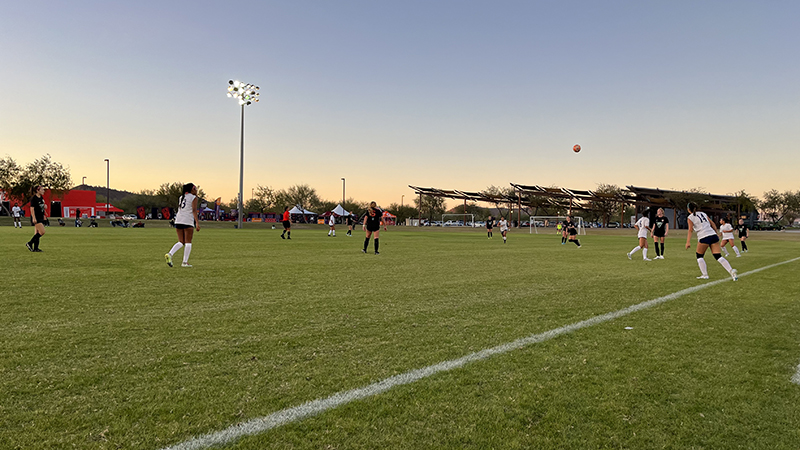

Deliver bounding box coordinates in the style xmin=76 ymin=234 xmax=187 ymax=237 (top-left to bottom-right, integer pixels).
xmin=227 ymin=79 xmax=260 ymax=229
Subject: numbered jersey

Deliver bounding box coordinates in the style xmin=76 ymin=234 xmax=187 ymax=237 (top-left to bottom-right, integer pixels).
xmin=635 ymin=216 xmax=650 ymax=238
xmin=175 ymin=193 xmax=196 ymax=226
xmin=688 ymin=211 xmax=715 ymax=239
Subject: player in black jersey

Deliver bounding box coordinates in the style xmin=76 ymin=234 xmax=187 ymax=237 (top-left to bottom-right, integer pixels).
xmin=737 ymin=219 xmax=749 ymax=252
xmin=26 ymin=185 xmax=47 ymax=252
xmin=560 ymin=219 xmax=569 ymax=244
xmin=566 ymin=216 xmax=581 ymax=247
xmin=650 ymin=208 xmax=669 ymax=259
xmin=346 ymin=214 xmax=354 ymax=236
xmin=486 ymin=215 xmax=494 ymax=239
xmin=361 ymin=201 xmax=384 ymax=255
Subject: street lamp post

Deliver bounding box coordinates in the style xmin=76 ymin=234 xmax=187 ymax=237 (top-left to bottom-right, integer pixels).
xmin=82 ymin=176 xmax=86 ymax=186
xmin=104 ymin=159 xmax=109 ymax=218
xmin=227 ymin=79 xmax=260 ymax=230
xmin=401 ymin=195 xmax=404 ymax=208
xmin=341 ymin=178 xmax=345 ymax=205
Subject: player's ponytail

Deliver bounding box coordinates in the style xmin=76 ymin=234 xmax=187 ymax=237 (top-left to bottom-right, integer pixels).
xmin=687 ymin=202 xmax=697 ymax=214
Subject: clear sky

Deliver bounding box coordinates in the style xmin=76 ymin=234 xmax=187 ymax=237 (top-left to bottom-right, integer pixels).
xmin=2 ymin=1 xmax=798 ymax=209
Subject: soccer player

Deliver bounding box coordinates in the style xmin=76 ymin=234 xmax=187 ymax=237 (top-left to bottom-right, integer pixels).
xmin=627 ymin=211 xmax=651 ymax=261
xmin=737 ymin=218 xmax=749 ymax=253
xmin=719 ymin=217 xmax=740 ymax=258
xmin=560 ymin=219 xmax=568 ymax=244
xmin=566 ymin=215 xmax=581 ymax=247
xmin=26 ymin=186 xmax=47 ymax=252
xmin=498 ymin=217 xmax=509 ymax=243
xmin=362 ymin=201 xmax=383 ymax=254
xmin=165 ymin=183 xmax=200 ymax=268
xmin=650 ymin=208 xmax=669 ymax=259
xmin=327 ymin=213 xmax=336 ymax=237
xmin=486 ymin=215 xmax=494 ymax=239
xmin=11 ymin=203 xmax=22 ymax=228
xmin=346 ymin=214 xmax=354 ymax=236
xmin=280 ymin=206 xmax=292 ymax=239
xmin=685 ymin=202 xmax=737 ymax=281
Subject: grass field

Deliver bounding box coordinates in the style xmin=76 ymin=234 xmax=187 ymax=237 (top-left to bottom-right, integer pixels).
xmin=2 ymin=219 xmax=800 ymax=449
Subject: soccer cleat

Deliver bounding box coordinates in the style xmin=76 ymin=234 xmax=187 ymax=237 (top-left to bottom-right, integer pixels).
xmin=26 ymin=242 xmax=33 ymax=252
xmin=731 ymin=269 xmax=738 ymax=281
xmin=374 ymin=251 xmax=380 ymax=255
xmin=627 ymin=252 xmax=632 ymax=260
xmin=287 ymin=236 xmax=291 ymax=239
xmin=181 ymin=263 xmax=192 ymax=268
xmin=655 ymin=255 xmax=664 ymax=260
xmin=736 ymin=254 xmax=741 ymax=258
xmin=281 ymin=234 xmax=285 ymax=239
xmin=696 ymin=275 xmax=709 ymax=280
xmin=165 ymin=253 xmax=173 ymax=267
xmin=643 ymin=258 xmax=652 ymax=261
xmin=33 ymin=248 xmax=43 ymax=252
xmin=361 ymin=249 xmax=367 ymax=253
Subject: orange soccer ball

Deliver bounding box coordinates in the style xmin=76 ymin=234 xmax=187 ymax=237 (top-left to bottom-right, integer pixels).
xmin=573 ymin=144 xmax=581 ymax=153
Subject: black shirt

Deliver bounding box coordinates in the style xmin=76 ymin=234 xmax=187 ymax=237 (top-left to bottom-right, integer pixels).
xmin=737 ymin=224 xmax=749 ymax=237
xmin=653 ymin=217 xmax=669 ymax=235
xmin=363 ymin=208 xmax=383 ymax=229
xmin=346 ymin=215 xmax=354 ymax=226
xmin=30 ymin=196 xmax=46 ymax=222
xmin=566 ymin=220 xmax=577 ymax=234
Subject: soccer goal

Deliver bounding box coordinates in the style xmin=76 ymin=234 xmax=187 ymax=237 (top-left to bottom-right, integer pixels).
xmin=529 ymin=216 xmax=585 ymax=235
xmin=441 ymin=214 xmax=475 ymax=227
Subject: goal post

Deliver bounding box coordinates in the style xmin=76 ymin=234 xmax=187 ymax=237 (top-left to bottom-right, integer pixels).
xmin=529 ymin=216 xmax=585 ymax=235
xmin=441 ymin=213 xmax=475 ymax=227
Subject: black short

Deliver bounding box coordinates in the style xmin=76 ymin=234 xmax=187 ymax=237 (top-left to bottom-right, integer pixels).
xmin=653 ymin=231 xmax=666 ymax=238
xmin=282 ymin=221 xmax=291 ymax=229
xmin=699 ymin=234 xmax=720 ymax=245
xmin=176 ymin=223 xmax=193 ymax=229
xmin=366 ymin=224 xmax=380 ymax=232
xmin=486 ymin=224 xmax=493 ymax=230
xmin=568 ymin=229 xmax=577 ymax=236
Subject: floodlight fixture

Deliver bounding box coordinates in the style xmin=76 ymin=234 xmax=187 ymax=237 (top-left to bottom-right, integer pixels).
xmin=227 ymin=79 xmax=260 ymax=230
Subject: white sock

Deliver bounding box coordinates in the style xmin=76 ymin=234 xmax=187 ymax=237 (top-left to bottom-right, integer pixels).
xmin=697 ymin=258 xmax=708 ymax=276
xmin=169 ymin=242 xmax=184 ymax=256
xmin=733 ymin=246 xmax=741 ymax=256
xmin=723 ymin=248 xmax=730 ymax=257
xmin=183 ymin=243 xmax=192 ymax=264
xmin=332 ymin=230 xmax=336 ymax=236
xmin=630 ymin=246 xmax=641 ymax=255
xmin=643 ymin=248 xmax=648 ymax=259
xmin=717 ymin=256 xmax=733 ymax=274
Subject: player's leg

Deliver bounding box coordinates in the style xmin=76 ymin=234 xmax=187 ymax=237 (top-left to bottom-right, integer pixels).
xmin=373 ymin=229 xmax=380 ymax=254
xmin=363 ymin=230 xmax=371 ymax=253
xmin=709 ymin=241 xmax=735 ymax=279
xmin=182 ymin=228 xmax=194 ymax=266
xmin=694 ymin=242 xmax=710 ymax=278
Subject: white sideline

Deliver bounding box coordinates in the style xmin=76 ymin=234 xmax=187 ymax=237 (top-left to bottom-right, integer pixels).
xmin=161 ymin=256 xmax=800 ymax=450
xmin=793 ymin=363 xmax=800 ymax=385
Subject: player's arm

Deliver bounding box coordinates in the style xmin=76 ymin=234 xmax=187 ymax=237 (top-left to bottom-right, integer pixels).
xmin=710 ymin=220 xmax=719 ymax=234
xmin=685 ymin=220 xmax=694 ymax=249
xmin=665 ymin=222 xmax=669 ymax=237
xmin=192 ymin=197 xmax=200 ymax=231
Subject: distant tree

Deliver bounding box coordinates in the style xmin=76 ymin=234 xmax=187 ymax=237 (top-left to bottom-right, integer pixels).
xmin=413 ymin=194 xmax=446 ymax=221
xmin=0 ymin=155 xmax=72 ymax=208
xmin=589 ymin=184 xmax=624 ymax=226
xmin=155 ymin=182 xmax=206 ymax=209
xmin=482 ymin=185 xmax=516 ymax=219
xmin=663 ymin=188 xmax=712 ymax=212
xmin=446 ymin=202 xmax=489 ymax=220
xmin=386 ymin=203 xmax=418 ymax=223
xmin=759 ymin=190 xmax=800 ymax=225
xmin=244 ymin=185 xmax=277 ymax=213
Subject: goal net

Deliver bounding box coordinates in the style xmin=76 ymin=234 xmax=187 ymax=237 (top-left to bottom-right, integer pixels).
xmin=441 ymin=213 xmax=475 ymax=227
xmin=529 ymin=216 xmax=585 ymax=235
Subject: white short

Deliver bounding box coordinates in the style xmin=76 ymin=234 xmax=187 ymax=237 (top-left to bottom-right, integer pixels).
xmin=637 ymin=230 xmax=648 ymax=239
xmin=722 ymin=234 xmax=734 ymax=241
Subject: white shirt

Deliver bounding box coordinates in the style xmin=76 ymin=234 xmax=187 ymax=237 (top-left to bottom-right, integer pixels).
xmin=174 ymin=193 xmax=196 ymax=226
xmin=635 ymin=216 xmax=650 ymax=238
xmin=11 ymin=206 xmax=21 ymax=217
xmin=720 ymin=223 xmax=734 ymax=240
xmin=328 ymin=215 xmax=336 ymax=226
xmin=498 ymin=219 xmax=509 ymax=231
xmin=688 ymin=211 xmax=715 ymax=240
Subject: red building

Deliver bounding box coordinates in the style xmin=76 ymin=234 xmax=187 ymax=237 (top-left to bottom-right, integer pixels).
xmin=2 ymin=189 xmax=121 ymax=218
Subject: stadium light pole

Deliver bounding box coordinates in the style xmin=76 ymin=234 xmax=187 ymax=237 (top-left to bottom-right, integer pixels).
xmin=401 ymin=195 xmax=404 ymax=208
xmin=227 ymin=79 xmax=260 ymax=230
xmin=104 ymin=159 xmax=109 ymax=218
xmin=341 ymin=178 xmax=345 ymax=205
xmin=82 ymin=176 xmax=86 ymax=186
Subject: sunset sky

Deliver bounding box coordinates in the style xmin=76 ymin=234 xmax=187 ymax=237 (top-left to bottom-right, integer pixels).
xmin=2 ymin=1 xmax=798 ymax=210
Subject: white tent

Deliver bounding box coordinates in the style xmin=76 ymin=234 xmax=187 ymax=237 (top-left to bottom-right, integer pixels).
xmin=331 ymin=204 xmax=351 ymax=216
xmin=289 ymin=205 xmax=316 ymax=215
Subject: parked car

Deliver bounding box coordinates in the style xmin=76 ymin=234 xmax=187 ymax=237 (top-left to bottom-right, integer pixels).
xmin=607 ymin=222 xmax=620 ymax=228
xmin=122 ymin=214 xmax=137 ymax=221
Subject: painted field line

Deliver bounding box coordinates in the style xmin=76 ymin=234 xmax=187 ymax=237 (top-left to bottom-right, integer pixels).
xmin=793 ymin=363 xmax=800 ymax=385
xmin=162 ymin=256 xmax=800 ymax=450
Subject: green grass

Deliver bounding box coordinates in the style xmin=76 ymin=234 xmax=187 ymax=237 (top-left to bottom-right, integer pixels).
xmin=2 ymin=219 xmax=800 ymax=449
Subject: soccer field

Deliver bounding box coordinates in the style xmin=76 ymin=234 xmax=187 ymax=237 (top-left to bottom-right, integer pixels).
xmin=2 ymin=222 xmax=800 ymax=449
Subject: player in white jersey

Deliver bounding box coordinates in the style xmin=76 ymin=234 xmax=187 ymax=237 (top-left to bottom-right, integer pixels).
xmin=718 ymin=217 xmax=740 ymax=258
xmin=11 ymin=203 xmax=22 ymax=228
xmin=685 ymin=202 xmax=737 ymax=281
xmin=327 ymin=213 xmax=336 ymax=237
xmin=165 ymin=183 xmax=200 ymax=268
xmin=498 ymin=218 xmax=509 ymax=243
xmin=627 ymin=210 xmax=652 ymax=261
